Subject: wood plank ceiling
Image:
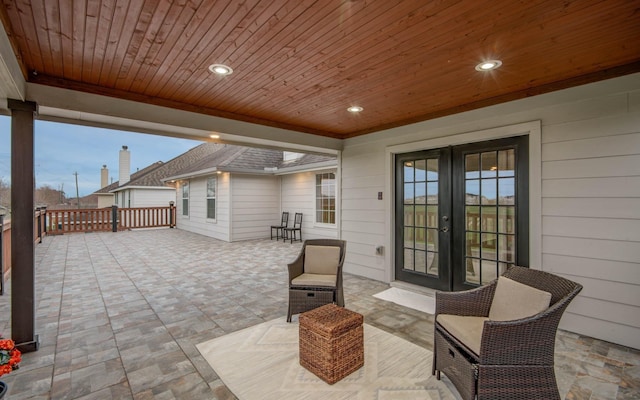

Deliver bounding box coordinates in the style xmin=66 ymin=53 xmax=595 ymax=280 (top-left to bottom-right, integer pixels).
xmin=1 ymin=0 xmax=639 ymax=139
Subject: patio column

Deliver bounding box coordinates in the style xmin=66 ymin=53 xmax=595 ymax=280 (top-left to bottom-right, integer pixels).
xmin=8 ymin=99 xmax=39 ymax=353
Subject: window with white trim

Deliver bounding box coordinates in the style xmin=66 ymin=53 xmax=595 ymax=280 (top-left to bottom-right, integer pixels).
xmin=206 ymin=177 xmax=216 ymax=220
xmin=315 ymin=172 xmax=336 ymax=224
xmin=181 ymin=182 xmax=189 ymax=216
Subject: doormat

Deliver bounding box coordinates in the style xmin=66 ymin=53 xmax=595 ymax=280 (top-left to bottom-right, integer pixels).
xmin=373 ymin=287 xmax=436 ymax=314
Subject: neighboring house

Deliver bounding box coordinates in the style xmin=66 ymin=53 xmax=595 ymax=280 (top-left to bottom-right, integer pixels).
xmin=94 ymin=160 xmax=165 ymax=208
xmin=162 ymin=145 xmax=337 ymax=242
xmin=109 ymin=146 xmax=173 ymax=208
xmin=111 ymin=164 xmax=176 ymax=208
xmin=93 ymin=144 xmax=228 ymax=208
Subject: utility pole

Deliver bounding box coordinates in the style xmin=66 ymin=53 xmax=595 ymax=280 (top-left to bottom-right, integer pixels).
xmin=73 ymin=172 xmax=80 ymax=209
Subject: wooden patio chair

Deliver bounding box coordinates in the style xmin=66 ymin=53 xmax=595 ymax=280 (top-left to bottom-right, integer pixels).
xmin=432 ymin=265 xmax=582 ymax=400
xmin=286 ymin=239 xmax=346 ymax=322
xmin=270 ymin=211 xmax=289 ymax=240
xmin=283 ymin=212 xmax=302 ymax=243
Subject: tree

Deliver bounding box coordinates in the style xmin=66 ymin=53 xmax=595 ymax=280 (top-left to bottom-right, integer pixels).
xmin=0 ymin=178 xmax=9 ymax=210
xmin=0 ymin=180 xmax=67 ymax=210
xmin=35 ymin=184 xmax=66 ymax=207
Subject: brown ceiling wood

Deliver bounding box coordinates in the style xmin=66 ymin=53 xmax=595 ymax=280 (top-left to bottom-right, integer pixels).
xmin=1 ymin=0 xmax=639 ymax=139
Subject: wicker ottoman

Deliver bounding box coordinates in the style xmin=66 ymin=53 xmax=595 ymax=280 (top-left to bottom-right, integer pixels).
xmin=298 ymin=303 xmax=364 ymax=384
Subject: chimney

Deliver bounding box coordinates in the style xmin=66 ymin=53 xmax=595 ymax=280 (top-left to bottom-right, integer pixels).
xmin=119 ymin=145 xmax=130 ymax=185
xmin=100 ymin=165 xmax=109 ymax=188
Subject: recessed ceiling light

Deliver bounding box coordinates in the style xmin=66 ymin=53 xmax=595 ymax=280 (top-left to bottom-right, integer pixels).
xmin=347 ymin=106 xmax=363 ymax=113
xmin=209 ymin=134 xmax=220 ymax=139
xmin=208 ymin=64 xmax=233 ymax=75
xmin=475 ymin=60 xmax=502 ymax=71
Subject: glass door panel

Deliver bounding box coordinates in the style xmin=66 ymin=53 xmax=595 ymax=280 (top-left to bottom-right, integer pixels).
xmin=395 ymin=149 xmax=450 ymax=290
xmin=453 ymin=136 xmax=529 ymax=291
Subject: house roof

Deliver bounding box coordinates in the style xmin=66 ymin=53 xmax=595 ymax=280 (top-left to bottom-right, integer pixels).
xmin=96 ymin=142 xmax=331 ymax=193
xmin=164 ymin=144 xmax=336 ymax=180
xmin=111 ymin=143 xmax=225 ymax=191
xmin=94 ymin=161 xmax=164 ymax=193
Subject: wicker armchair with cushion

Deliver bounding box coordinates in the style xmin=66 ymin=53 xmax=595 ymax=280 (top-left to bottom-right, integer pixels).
xmin=286 ymin=239 xmax=346 ymax=322
xmin=433 ymin=266 xmax=582 ymax=400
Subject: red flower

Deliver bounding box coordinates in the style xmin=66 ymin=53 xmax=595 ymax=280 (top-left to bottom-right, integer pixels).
xmin=0 ymin=334 xmax=21 ymax=377
xmin=0 ymin=339 xmax=14 ymax=350
xmin=10 ymin=349 xmax=21 ymax=366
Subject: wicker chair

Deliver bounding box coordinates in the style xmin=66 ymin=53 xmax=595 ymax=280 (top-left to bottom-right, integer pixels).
xmin=286 ymin=239 xmax=346 ymax=322
xmin=432 ymin=266 xmax=582 ymax=400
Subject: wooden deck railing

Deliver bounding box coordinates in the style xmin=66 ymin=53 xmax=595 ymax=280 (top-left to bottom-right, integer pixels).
xmin=46 ymin=204 xmax=176 ymax=234
xmin=46 ymin=208 xmax=115 ymax=234
xmin=117 ymin=206 xmax=174 ymax=229
xmin=1 ymin=207 xmax=47 ymax=295
xmin=1 ymin=215 xmax=10 ymax=295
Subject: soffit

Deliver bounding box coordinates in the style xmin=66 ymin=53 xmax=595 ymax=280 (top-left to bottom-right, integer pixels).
xmin=0 ymin=1 xmax=638 ymax=139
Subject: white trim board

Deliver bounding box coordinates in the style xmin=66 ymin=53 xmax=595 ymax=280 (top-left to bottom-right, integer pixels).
xmin=383 ymin=120 xmax=542 ymax=282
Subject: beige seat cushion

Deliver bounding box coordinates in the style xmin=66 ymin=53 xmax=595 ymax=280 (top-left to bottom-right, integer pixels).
xmin=304 ymin=245 xmax=341 ymax=275
xmin=489 ymin=276 xmax=552 ymax=321
xmin=437 ymin=314 xmax=488 ymax=356
xmin=291 ymin=273 xmax=336 ymax=288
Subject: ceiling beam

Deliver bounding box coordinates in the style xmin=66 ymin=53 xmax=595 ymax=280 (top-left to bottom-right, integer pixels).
xmin=25 ymin=82 xmax=343 ymax=153
xmin=0 ymin=20 xmax=25 ymax=105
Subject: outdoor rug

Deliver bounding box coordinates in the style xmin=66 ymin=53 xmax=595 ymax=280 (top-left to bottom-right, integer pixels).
xmin=196 ymin=318 xmax=459 ymax=400
xmin=373 ymin=287 xmax=436 ymax=314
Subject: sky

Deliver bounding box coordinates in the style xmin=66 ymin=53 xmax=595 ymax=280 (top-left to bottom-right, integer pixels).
xmin=0 ymin=116 xmax=203 ymax=197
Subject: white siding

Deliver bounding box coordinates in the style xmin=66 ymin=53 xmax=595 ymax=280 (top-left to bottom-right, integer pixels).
xmin=175 ymin=171 xmax=338 ymax=242
xmin=341 ymin=75 xmax=640 ymax=349
xmin=176 ymin=174 xmax=231 ymax=241
xmin=281 ymin=169 xmax=338 ymax=241
xmin=97 ymin=194 xmax=114 ymax=208
xmin=340 ymin=149 xmax=387 ymax=281
xmin=230 ymin=174 xmax=280 ymax=241
xmin=129 ymin=188 xmax=175 ymax=207
xmin=541 ymin=115 xmax=640 ymax=349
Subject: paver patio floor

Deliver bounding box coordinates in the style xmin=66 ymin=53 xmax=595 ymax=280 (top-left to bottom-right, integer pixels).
xmin=0 ymin=229 xmax=638 ymax=399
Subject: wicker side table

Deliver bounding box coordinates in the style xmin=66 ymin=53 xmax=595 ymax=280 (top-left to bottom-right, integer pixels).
xmin=298 ymin=303 xmax=364 ymax=384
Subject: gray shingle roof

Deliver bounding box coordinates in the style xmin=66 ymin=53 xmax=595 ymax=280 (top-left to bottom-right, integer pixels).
xmin=168 ymin=145 xmax=336 ymax=179
xmin=115 ymin=143 xmax=224 ymax=190
xmin=94 ymin=161 xmax=164 ymax=193
xmin=95 ymin=142 xmax=336 ymax=192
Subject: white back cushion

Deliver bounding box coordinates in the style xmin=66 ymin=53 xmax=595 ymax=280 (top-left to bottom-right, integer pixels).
xmin=489 ymin=276 xmax=552 ymax=321
xmin=304 ymin=245 xmax=341 ymax=275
